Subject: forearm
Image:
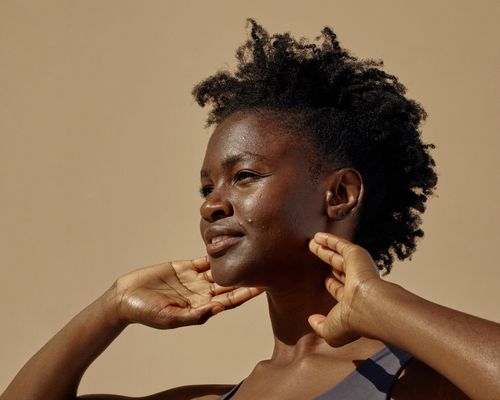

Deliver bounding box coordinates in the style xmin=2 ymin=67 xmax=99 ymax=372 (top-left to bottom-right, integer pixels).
xmin=1 ymin=285 xmax=127 ymax=400
xmin=357 ymin=280 xmax=500 ymax=400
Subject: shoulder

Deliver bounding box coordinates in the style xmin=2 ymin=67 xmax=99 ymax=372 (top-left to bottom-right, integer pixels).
xmin=78 ymin=384 xmax=235 ymax=400
xmin=390 ymin=358 xmax=470 ymax=400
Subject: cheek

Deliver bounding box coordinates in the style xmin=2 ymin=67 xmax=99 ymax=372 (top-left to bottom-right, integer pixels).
xmin=209 ymin=189 xmax=324 ymax=286
xmin=238 ymin=187 xmax=322 ymax=243
xmin=236 ymin=189 xmax=291 ymax=230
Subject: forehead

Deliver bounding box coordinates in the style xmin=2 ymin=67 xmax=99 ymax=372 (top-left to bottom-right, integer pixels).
xmin=203 ymin=110 xmax=309 ymax=166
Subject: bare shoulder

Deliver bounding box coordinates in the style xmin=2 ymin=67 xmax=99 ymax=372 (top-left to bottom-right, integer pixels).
xmin=390 ymin=359 xmax=470 ymax=400
xmin=77 ymin=384 xmax=235 ymax=400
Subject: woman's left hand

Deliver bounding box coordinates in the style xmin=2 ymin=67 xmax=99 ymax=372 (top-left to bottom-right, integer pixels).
xmin=308 ymin=232 xmax=500 ymax=400
xmin=307 ymin=232 xmax=382 ymax=347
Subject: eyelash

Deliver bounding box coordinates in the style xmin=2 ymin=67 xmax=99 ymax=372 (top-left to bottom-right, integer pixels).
xmin=199 ymin=186 xmax=213 ymax=198
xmin=199 ymin=170 xmax=260 ymax=198
xmin=234 ymin=170 xmax=258 ymax=182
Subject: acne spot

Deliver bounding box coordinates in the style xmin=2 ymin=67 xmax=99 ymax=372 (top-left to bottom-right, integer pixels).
xmin=247 ymin=218 xmax=253 ymax=224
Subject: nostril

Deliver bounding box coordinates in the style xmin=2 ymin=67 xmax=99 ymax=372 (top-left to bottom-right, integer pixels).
xmin=201 ymin=195 xmax=233 ymax=222
xmin=210 ymin=209 xmax=226 ymax=222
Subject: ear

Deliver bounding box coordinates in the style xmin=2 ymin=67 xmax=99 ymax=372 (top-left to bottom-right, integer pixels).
xmin=324 ymin=168 xmax=364 ymax=221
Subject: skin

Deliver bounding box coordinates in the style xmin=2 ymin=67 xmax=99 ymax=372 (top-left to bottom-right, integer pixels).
xmin=199 ymin=109 xmax=336 ymax=290
xmin=2 ymin=109 xmax=499 ymax=400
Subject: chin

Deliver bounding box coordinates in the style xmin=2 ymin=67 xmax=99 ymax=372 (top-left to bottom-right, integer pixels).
xmin=209 ymin=256 xmax=249 ymax=287
xmin=209 ymin=248 xmax=269 ymax=287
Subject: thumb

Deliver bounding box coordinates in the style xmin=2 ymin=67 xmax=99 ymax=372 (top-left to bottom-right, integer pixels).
xmin=210 ymin=302 xmax=225 ymax=316
xmin=308 ymin=314 xmax=326 ymax=337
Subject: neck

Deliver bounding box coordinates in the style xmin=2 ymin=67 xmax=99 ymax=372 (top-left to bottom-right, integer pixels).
xmin=264 ymin=265 xmax=338 ymax=365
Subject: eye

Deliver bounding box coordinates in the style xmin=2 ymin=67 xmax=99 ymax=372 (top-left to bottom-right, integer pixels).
xmin=199 ymin=185 xmax=213 ymax=198
xmin=234 ymin=170 xmax=259 ymax=182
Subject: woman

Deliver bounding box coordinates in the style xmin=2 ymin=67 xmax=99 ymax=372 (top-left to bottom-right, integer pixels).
xmin=2 ymin=19 xmax=499 ymax=400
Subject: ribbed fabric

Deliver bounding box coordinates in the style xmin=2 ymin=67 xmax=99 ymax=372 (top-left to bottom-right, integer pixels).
xmin=218 ymin=345 xmax=412 ymax=400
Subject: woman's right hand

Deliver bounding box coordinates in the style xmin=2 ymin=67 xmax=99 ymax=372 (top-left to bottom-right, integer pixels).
xmin=1 ymin=257 xmax=262 ymax=400
xmin=111 ymin=256 xmax=264 ymax=329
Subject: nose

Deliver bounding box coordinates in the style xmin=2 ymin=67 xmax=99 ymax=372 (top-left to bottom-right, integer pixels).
xmin=200 ymin=190 xmax=234 ymax=222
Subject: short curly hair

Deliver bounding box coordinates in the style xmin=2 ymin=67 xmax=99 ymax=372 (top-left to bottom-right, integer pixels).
xmin=192 ymin=18 xmax=438 ymax=274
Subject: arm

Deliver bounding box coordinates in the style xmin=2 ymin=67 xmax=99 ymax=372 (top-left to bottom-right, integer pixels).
xmin=1 ymin=287 xmax=126 ymax=400
xmin=1 ymin=257 xmax=263 ymax=400
xmin=308 ymin=232 xmax=500 ymax=400
xmin=359 ymin=279 xmax=499 ymax=400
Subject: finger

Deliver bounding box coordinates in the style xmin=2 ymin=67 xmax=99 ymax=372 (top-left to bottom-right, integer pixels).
xmin=210 ymin=303 xmax=225 ymax=315
xmin=212 ymin=287 xmax=265 ymax=309
xmin=157 ymin=302 xmax=215 ymax=328
xmin=210 ymin=282 xmax=239 ymax=296
xmin=199 ymin=269 xmax=232 ymax=287
xmin=308 ymin=314 xmax=326 ymax=337
xmin=313 ymin=232 xmax=352 ymax=257
xmin=170 ymin=257 xmax=210 ymax=275
xmin=309 ymin=240 xmax=344 ymax=274
xmin=200 ymin=269 xmax=214 ymax=283
xmin=325 ymin=276 xmax=344 ymax=301
xmin=190 ymin=256 xmax=210 ymax=272
xmin=196 ymin=270 xmax=239 ymax=295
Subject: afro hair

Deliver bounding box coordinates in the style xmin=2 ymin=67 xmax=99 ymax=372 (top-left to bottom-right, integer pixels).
xmin=192 ymin=19 xmax=438 ymax=274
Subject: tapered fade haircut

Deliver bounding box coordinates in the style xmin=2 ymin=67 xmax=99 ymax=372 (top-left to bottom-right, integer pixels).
xmin=192 ymin=18 xmax=438 ymax=274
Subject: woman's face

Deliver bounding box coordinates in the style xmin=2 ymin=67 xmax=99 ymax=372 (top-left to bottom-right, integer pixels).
xmin=199 ymin=110 xmax=329 ymax=288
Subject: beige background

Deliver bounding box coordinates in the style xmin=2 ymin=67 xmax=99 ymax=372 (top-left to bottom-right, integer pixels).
xmin=1 ymin=0 xmax=499 ymax=397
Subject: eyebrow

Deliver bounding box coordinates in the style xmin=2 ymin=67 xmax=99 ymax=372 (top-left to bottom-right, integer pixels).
xmin=200 ymin=152 xmax=268 ymax=178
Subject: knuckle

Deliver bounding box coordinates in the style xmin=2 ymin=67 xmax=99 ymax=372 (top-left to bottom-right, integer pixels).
xmin=329 ymin=252 xmax=335 ymax=265
xmin=226 ymin=291 xmax=236 ymax=308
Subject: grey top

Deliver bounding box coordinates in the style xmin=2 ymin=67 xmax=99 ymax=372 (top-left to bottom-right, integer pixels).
xmin=218 ymin=345 xmax=412 ymax=400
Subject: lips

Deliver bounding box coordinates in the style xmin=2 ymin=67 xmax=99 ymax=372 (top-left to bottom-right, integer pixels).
xmin=204 ymin=226 xmax=244 ymax=256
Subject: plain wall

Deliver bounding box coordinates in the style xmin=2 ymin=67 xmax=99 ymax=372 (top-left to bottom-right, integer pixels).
xmin=1 ymin=0 xmax=499 ymax=396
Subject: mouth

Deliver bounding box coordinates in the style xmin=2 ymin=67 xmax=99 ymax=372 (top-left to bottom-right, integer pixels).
xmin=206 ymin=234 xmax=244 ymax=256
xmin=204 ymin=226 xmax=243 ymax=256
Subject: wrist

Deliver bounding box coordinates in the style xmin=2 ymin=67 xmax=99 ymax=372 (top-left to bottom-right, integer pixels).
xmin=96 ymin=282 xmax=130 ymax=330
xmin=349 ymin=278 xmax=399 ymax=339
